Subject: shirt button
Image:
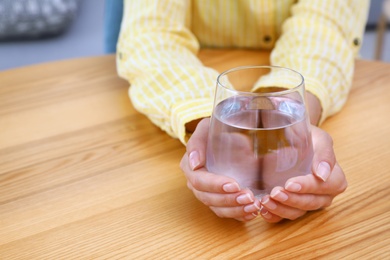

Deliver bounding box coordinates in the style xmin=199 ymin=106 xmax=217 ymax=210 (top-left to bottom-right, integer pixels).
xmin=353 ymin=38 xmax=360 ymax=46
xmin=263 ymin=35 xmax=272 ymax=43
xmin=118 ymin=52 xmax=123 ymax=59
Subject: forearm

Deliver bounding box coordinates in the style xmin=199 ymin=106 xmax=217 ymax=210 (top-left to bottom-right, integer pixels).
xmin=270 ymin=0 xmax=369 ymax=123
xmin=117 ymin=0 xmax=218 ymax=144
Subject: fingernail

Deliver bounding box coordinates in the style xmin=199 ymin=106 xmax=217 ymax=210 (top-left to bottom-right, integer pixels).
xmin=261 ymin=196 xmax=277 ymax=210
xmin=270 ymin=189 xmax=288 ymax=202
xmin=261 ymin=209 xmax=272 ymax=220
xmin=237 ymin=193 xmax=254 ymax=204
xmin=222 ymin=182 xmax=240 ymax=193
xmin=244 ymin=202 xmax=261 ymax=213
xmin=316 ymin=162 xmax=331 ymax=182
xmin=244 ymin=213 xmax=257 ymax=221
xmin=189 ymin=151 xmax=200 ymax=170
xmin=285 ymin=182 xmax=301 ymax=192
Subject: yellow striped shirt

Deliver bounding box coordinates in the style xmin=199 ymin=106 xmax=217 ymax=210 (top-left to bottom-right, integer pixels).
xmin=117 ymin=0 xmax=370 ymax=144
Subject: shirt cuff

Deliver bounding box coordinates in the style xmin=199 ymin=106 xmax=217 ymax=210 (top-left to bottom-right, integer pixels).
xmin=252 ymin=74 xmax=331 ymax=125
xmin=171 ymin=98 xmax=214 ymax=145
xmin=303 ymin=76 xmax=331 ymax=125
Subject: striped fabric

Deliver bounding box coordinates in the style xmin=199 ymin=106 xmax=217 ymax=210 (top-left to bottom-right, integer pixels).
xmin=117 ymin=0 xmax=369 ymax=144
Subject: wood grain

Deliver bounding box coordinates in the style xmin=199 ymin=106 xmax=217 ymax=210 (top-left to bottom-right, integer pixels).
xmin=0 ymin=50 xmax=389 ymax=259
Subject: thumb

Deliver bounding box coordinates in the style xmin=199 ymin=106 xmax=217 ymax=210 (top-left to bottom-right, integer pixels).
xmin=311 ymin=125 xmax=336 ymax=182
xmin=186 ymin=118 xmax=210 ymax=170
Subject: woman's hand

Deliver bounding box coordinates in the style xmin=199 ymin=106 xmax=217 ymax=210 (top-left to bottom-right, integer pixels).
xmin=180 ymin=118 xmax=347 ymax=222
xmin=180 ymin=118 xmax=261 ymax=221
xmin=259 ymin=126 xmax=347 ymax=222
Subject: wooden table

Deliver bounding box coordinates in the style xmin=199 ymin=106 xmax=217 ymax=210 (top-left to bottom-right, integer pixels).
xmin=1 ymin=50 xmax=389 ymax=259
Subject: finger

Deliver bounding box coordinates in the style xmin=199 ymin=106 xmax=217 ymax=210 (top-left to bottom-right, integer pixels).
xmin=209 ymin=201 xmax=261 ymax=220
xmin=241 ymin=212 xmax=260 ymax=222
xmin=189 ymin=181 xmax=260 ymax=209
xmin=311 ymin=126 xmax=336 ymax=181
xmin=180 ymin=154 xmax=241 ymax=193
xmin=270 ymin=187 xmax=333 ymax=211
xmin=234 ymin=212 xmax=260 ymax=222
xmin=259 ymin=207 xmax=284 ymax=223
xmin=261 ymin=195 xmax=307 ymax=220
xmin=284 ymin=163 xmax=347 ymax=196
xmin=186 ymin=118 xmax=210 ymax=170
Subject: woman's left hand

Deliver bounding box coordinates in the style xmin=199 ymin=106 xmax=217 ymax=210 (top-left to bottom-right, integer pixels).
xmin=259 ymin=126 xmax=348 ymax=223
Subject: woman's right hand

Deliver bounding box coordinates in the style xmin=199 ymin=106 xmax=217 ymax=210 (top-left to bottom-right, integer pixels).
xmin=180 ymin=118 xmax=262 ymax=222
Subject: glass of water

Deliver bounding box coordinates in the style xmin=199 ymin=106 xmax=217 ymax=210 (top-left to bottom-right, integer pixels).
xmin=206 ymin=66 xmax=314 ymax=198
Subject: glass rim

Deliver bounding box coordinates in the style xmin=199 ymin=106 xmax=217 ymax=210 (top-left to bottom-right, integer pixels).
xmin=216 ymin=65 xmax=305 ymax=96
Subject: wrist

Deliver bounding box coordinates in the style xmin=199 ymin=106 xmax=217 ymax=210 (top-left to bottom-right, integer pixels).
xmin=185 ymin=118 xmax=203 ymax=133
xmin=306 ymin=92 xmax=322 ymax=125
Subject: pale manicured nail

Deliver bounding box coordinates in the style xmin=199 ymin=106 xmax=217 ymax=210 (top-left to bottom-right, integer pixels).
xmin=189 ymin=151 xmax=200 ymax=170
xmin=261 ymin=209 xmax=272 ymax=220
xmin=270 ymin=189 xmax=288 ymax=202
xmin=244 ymin=202 xmax=261 ymax=213
xmin=285 ymin=182 xmax=302 ymax=192
xmin=261 ymin=196 xmax=277 ymax=210
xmin=316 ymin=161 xmax=331 ymax=181
xmin=244 ymin=213 xmax=257 ymax=221
xmin=237 ymin=193 xmax=254 ymax=204
xmin=222 ymin=182 xmax=240 ymax=193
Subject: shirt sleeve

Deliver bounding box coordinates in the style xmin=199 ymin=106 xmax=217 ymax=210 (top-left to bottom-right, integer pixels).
xmin=116 ymin=0 xmax=218 ymax=144
xmin=258 ymin=0 xmax=370 ymax=124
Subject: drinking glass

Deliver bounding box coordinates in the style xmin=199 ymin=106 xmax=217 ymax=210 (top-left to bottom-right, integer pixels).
xmin=206 ymin=66 xmax=314 ymax=198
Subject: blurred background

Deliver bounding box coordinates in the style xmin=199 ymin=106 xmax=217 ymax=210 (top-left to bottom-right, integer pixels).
xmin=0 ymin=0 xmax=389 ymax=71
